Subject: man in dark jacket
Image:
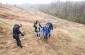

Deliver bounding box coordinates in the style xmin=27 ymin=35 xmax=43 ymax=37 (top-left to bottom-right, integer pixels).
xmin=47 ymin=21 xmax=53 ymax=38
xmin=13 ymin=24 xmax=23 ymax=48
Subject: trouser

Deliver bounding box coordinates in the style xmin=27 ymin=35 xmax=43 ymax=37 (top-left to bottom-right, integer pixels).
xmin=13 ymin=34 xmax=22 ymax=48
xmin=36 ymin=32 xmax=40 ymax=37
xmin=43 ymin=33 xmax=48 ymax=40
xmin=15 ymin=38 xmax=22 ymax=48
xmin=48 ymin=30 xmax=51 ymax=38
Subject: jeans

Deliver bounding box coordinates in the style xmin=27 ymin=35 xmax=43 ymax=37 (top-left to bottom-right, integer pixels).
xmin=48 ymin=30 xmax=52 ymax=38
xmin=36 ymin=32 xmax=40 ymax=37
xmin=43 ymin=33 xmax=48 ymax=40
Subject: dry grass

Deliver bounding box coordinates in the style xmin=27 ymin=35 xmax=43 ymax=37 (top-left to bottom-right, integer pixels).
xmin=0 ymin=5 xmax=85 ymax=55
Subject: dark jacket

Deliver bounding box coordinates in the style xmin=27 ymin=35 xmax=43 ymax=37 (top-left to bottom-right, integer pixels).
xmin=33 ymin=23 xmax=42 ymax=32
xmin=13 ymin=24 xmax=21 ymax=39
xmin=13 ymin=24 xmax=21 ymax=34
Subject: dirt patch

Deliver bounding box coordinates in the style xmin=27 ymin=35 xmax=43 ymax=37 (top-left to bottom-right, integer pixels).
xmin=0 ymin=27 xmax=4 ymax=35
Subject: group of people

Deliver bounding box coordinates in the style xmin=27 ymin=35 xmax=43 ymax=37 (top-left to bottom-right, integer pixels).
xmin=12 ymin=20 xmax=53 ymax=48
xmin=33 ymin=20 xmax=53 ymax=40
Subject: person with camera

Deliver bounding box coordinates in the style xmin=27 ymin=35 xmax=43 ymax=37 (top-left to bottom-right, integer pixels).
xmin=13 ymin=24 xmax=25 ymax=48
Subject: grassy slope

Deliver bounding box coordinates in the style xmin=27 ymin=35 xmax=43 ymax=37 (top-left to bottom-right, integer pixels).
xmin=0 ymin=5 xmax=85 ymax=55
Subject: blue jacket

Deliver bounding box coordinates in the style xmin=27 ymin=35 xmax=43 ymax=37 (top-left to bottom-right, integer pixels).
xmin=42 ymin=25 xmax=50 ymax=34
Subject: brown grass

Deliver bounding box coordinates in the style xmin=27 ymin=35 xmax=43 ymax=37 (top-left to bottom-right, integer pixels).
xmin=0 ymin=5 xmax=85 ymax=55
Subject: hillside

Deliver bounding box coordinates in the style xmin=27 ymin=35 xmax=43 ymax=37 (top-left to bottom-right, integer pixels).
xmin=0 ymin=5 xmax=85 ymax=55
xmin=20 ymin=2 xmax=85 ymax=24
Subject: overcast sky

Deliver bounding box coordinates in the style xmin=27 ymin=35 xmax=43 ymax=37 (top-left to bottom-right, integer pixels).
xmin=0 ymin=0 xmax=84 ymax=4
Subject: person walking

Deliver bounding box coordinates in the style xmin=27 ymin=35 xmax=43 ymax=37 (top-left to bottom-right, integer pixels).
xmin=33 ymin=20 xmax=42 ymax=39
xmin=42 ymin=24 xmax=50 ymax=40
xmin=47 ymin=21 xmax=53 ymax=38
xmin=13 ymin=24 xmax=23 ymax=48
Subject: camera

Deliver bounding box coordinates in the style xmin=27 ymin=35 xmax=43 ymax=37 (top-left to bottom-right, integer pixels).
xmin=21 ymin=32 xmax=26 ymax=36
